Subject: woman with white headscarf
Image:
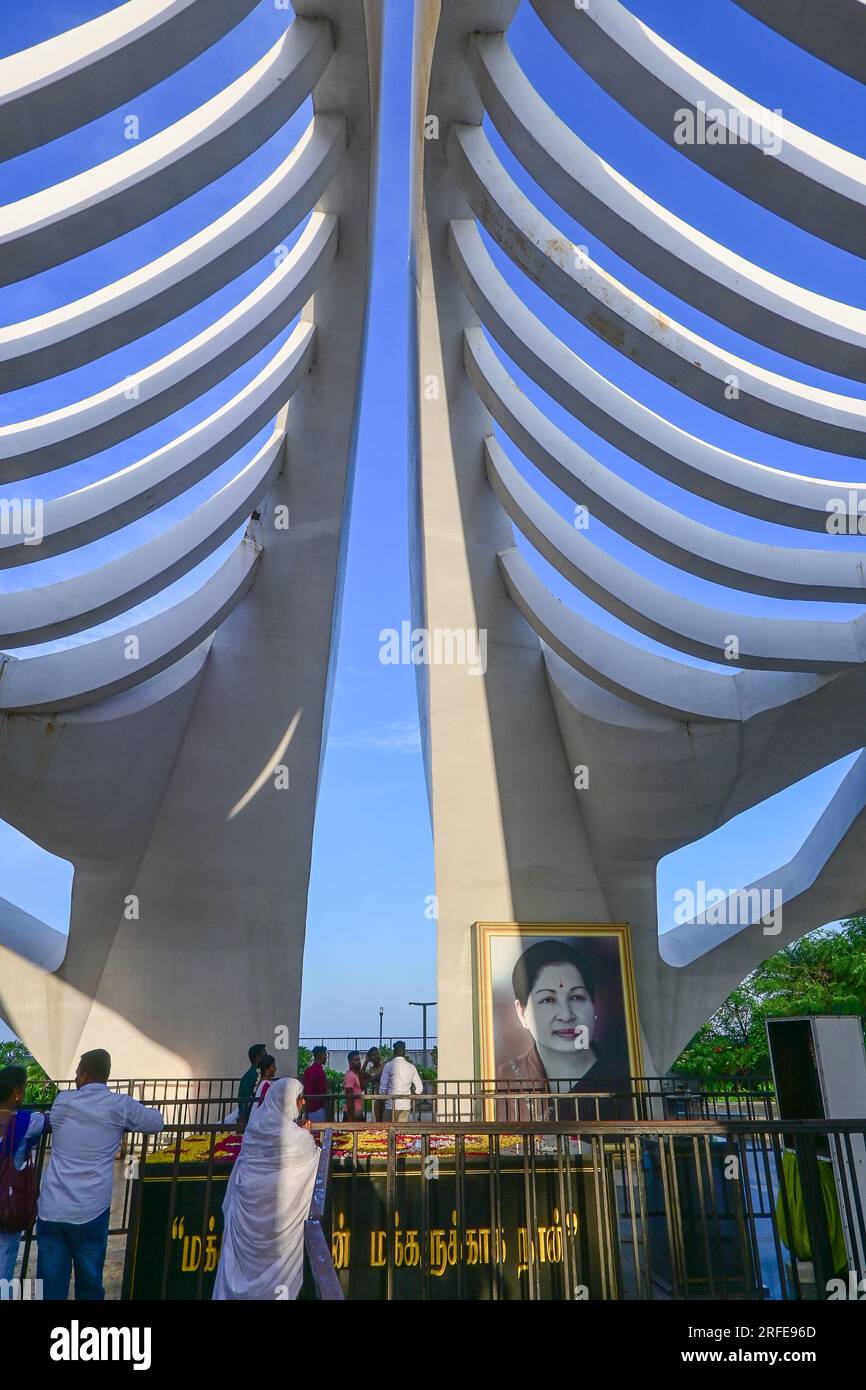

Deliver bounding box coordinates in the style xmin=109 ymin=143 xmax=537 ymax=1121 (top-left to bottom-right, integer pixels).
xmin=213 ymin=1077 xmax=320 ymax=1300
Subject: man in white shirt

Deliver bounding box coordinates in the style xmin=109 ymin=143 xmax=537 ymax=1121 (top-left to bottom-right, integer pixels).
xmin=36 ymin=1048 xmax=163 ymax=1301
xmin=378 ymin=1042 xmax=423 ymax=1122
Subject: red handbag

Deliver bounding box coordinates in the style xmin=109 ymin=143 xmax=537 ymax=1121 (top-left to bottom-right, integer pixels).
xmin=0 ymin=1113 xmax=38 ymax=1234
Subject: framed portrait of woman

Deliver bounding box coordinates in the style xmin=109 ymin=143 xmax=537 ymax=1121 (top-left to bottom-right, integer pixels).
xmin=474 ymin=923 xmax=644 ymax=1120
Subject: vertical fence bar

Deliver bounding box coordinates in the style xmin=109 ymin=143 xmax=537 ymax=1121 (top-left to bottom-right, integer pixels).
xmin=158 ymin=1128 xmax=183 ymax=1302
xmin=657 ymin=1131 xmax=683 ymax=1298
xmin=555 ymin=1134 xmax=573 ymax=1300
xmin=385 ymin=1125 xmax=396 ymax=1303
xmin=797 ymin=1132 xmax=835 ymax=1297
xmin=701 ymin=1132 xmax=727 ymax=1300
xmin=588 ymin=1135 xmax=608 ymax=1300
xmin=194 ymin=1129 xmax=218 ymax=1301
xmin=768 ymin=1130 xmax=801 ymax=1300
xmin=733 ymin=1132 xmax=761 ymax=1298
xmin=421 ymin=1129 xmax=431 ymax=1302
xmin=633 ymin=1133 xmax=655 ymax=1299
xmin=669 ymin=1131 xmax=692 ymax=1298
xmin=456 ymin=1131 xmax=465 ymax=1302
xmin=839 ymin=1129 xmax=866 ymax=1278
xmin=488 ymin=1132 xmax=502 ymax=1300
xmin=748 ymin=1130 xmax=780 ymax=1296
xmin=690 ymin=1133 xmax=717 ymax=1300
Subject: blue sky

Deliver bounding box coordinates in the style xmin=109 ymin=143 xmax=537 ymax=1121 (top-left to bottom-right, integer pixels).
xmin=1 ymin=0 xmax=863 ymax=1047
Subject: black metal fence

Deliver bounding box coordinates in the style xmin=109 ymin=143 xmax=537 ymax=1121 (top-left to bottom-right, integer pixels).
xmin=51 ymin=1076 xmax=238 ymax=1114
xmin=299 ymin=1036 xmax=436 ymax=1055
xmin=317 ymin=1118 xmax=864 ymax=1301
xmin=409 ymin=1076 xmax=776 ymax=1124
xmin=17 ymin=1112 xmax=863 ymax=1302
xmin=45 ymin=1073 xmax=777 ymax=1124
xmin=12 ymin=1073 xmax=782 ymax=1301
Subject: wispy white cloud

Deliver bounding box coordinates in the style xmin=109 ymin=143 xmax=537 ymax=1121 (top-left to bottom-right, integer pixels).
xmin=330 ymin=720 xmax=421 ymax=755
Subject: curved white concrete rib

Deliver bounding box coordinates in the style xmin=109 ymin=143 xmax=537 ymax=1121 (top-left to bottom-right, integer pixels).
xmin=0 ymin=213 xmax=335 ymax=482
xmin=488 ymin=437 xmax=866 ymax=673
xmin=414 ymin=0 xmax=866 ymax=1075
xmin=0 ymin=0 xmax=382 ymax=1081
xmin=0 ymin=321 xmax=315 ymax=568
xmin=733 ymin=0 xmax=866 ymax=86
xmin=467 ymin=36 xmax=866 ymax=381
xmin=451 ymin=125 xmax=866 ymax=454
xmin=0 ymin=117 xmax=344 ymax=392
xmin=0 ymin=534 xmax=259 ymax=713
xmin=450 ymin=222 xmax=866 ymax=531
xmin=467 ymin=332 xmax=866 ymax=603
xmin=0 ymin=424 xmax=286 ymax=647
xmin=0 ymin=0 xmax=261 ymax=161
xmin=542 ymin=640 xmax=866 ymax=828
xmin=0 ymin=17 xmax=333 ymax=286
xmin=498 ymin=546 xmax=825 ymax=722
xmin=531 ymin=0 xmax=866 ymax=259
xmin=0 ymin=895 xmax=66 ymax=971
xmin=660 ymin=750 xmax=866 ymax=967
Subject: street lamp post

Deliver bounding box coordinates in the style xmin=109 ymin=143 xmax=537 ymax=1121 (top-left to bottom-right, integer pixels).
xmin=378 ymin=1006 xmax=383 ymax=1049
xmin=409 ymin=1000 xmax=436 ymax=1069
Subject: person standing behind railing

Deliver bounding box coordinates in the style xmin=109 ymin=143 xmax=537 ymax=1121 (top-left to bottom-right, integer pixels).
xmin=237 ymin=1043 xmax=267 ymax=1130
xmin=302 ymin=1047 xmax=330 ymax=1123
xmin=360 ymin=1048 xmax=384 ymax=1122
xmin=379 ymin=1043 xmax=423 ymax=1123
xmin=213 ymin=1077 xmax=319 ymax=1300
xmin=253 ymin=1055 xmax=277 ymax=1107
xmin=343 ymin=1052 xmax=364 ymax=1122
xmin=0 ymin=1065 xmax=46 ymax=1285
xmin=36 ymin=1048 xmax=163 ymax=1301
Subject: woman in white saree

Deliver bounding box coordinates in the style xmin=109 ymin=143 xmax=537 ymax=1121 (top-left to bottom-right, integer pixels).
xmin=213 ymin=1076 xmax=320 ymax=1300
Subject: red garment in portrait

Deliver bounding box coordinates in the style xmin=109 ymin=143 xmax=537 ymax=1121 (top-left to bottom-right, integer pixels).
xmin=495 ymin=1044 xmax=548 ymax=1121
xmin=494 ymin=1043 xmax=631 ymax=1121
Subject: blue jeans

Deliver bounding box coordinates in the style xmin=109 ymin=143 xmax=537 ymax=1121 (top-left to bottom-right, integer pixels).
xmin=0 ymin=1229 xmax=21 ymax=1284
xmin=36 ymin=1207 xmax=110 ymax=1301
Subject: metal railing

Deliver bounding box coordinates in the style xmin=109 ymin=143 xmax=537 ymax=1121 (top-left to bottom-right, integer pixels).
xmin=302 ymin=1130 xmax=343 ymax=1300
xmin=16 ymin=1105 xmax=863 ymax=1300
xmin=51 ymin=1076 xmax=239 ymax=1110
xmin=19 ymin=1072 xmax=777 ymax=1277
xmin=300 ymin=1037 xmax=436 ymax=1055
xmin=42 ymin=1073 xmax=777 ymax=1122
xmin=323 ymin=1118 xmax=865 ymax=1301
xmin=412 ymin=1076 xmax=776 ymax=1123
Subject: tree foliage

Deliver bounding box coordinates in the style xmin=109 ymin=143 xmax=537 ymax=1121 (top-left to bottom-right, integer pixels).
xmin=672 ymin=917 xmax=866 ymax=1077
xmin=0 ymin=1039 xmax=57 ymax=1104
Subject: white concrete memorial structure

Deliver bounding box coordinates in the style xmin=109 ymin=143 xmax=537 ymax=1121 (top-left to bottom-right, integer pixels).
xmin=0 ymin=0 xmax=382 ymax=1077
xmin=411 ymin=0 xmax=866 ymax=1079
xmin=4 ymin=0 xmax=865 ymax=1088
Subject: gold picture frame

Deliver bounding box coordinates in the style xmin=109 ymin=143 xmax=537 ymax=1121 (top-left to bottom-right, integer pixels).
xmin=473 ymin=922 xmax=644 ymax=1115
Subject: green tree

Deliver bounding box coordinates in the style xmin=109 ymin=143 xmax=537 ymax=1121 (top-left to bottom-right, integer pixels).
xmin=672 ymin=916 xmax=866 ymax=1077
xmin=0 ymin=1039 xmax=57 ymax=1105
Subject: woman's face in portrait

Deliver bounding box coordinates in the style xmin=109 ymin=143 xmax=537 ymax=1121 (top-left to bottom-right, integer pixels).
xmin=515 ymin=960 xmax=595 ymax=1055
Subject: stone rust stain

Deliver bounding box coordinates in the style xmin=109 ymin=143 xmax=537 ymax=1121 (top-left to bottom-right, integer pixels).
xmin=587 ymin=309 xmax=625 ymax=350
